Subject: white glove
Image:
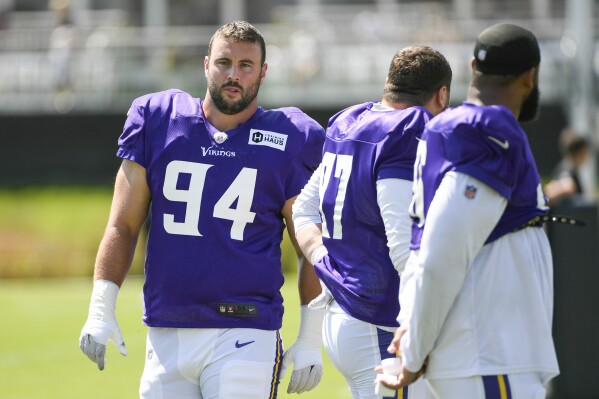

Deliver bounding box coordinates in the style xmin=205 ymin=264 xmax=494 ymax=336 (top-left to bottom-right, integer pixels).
xmin=281 ymin=305 xmax=326 ymax=393
xmin=307 ymin=280 xmax=334 ymax=310
xmin=79 ymin=280 xmax=128 ymax=370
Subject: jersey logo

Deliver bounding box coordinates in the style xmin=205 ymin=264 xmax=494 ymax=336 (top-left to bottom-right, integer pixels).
xmin=464 ymin=184 xmax=478 ymax=199
xmin=249 ymin=129 xmax=287 ymax=151
xmin=235 ymin=340 xmax=255 ymax=349
xmin=201 ymin=146 xmax=236 ymax=157
xmin=214 ymin=132 xmax=228 ymax=144
xmin=487 ymin=135 xmax=509 ymax=150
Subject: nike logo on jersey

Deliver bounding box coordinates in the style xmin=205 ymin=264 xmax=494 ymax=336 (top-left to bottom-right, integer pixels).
xmin=487 ymin=135 xmax=509 ymax=150
xmin=235 ymin=340 xmax=255 ymax=349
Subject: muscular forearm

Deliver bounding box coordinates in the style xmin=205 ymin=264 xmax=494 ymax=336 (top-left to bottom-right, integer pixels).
xmin=93 ymin=225 xmax=142 ymax=287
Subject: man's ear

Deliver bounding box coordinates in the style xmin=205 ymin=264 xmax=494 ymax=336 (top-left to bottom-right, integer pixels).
xmin=521 ymin=67 xmax=536 ymax=89
xmin=437 ymin=85 xmax=449 ymax=109
xmin=260 ymin=63 xmax=268 ymax=83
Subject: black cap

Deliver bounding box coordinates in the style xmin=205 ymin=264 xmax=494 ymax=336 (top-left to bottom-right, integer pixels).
xmin=473 ymin=23 xmax=540 ymax=75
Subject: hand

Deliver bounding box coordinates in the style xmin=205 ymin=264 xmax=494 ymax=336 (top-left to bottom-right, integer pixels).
xmin=307 ymin=281 xmax=333 ymax=310
xmin=281 ymin=341 xmax=323 ymax=393
xmin=387 ymin=325 xmax=407 ymax=356
xmin=79 ymin=280 xmax=128 ymax=370
xmin=375 ymin=364 xmax=426 ymax=391
xmin=375 ymin=325 xmax=426 ymax=390
xmin=280 ymin=306 xmax=326 ymax=393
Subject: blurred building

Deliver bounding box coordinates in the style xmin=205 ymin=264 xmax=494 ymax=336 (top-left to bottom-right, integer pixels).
xmin=0 ymin=0 xmax=597 ymax=186
xmin=0 ymin=0 xmax=593 ymax=114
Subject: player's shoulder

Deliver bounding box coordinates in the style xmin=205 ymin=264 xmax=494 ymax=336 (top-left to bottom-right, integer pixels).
xmin=327 ymin=102 xmax=371 ymax=127
xmin=130 ymin=88 xmax=201 ymax=118
xmin=431 ymin=103 xmax=519 ymax=134
xmin=258 ymin=106 xmax=325 ymax=137
xmin=262 ymin=106 xmax=318 ymax=124
xmin=428 ymin=103 xmax=527 ymax=155
xmin=395 ymin=105 xmax=433 ymax=129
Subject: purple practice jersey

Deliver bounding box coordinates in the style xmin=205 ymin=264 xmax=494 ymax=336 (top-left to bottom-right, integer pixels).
xmin=117 ymin=89 xmax=324 ymax=329
xmin=315 ymin=102 xmax=433 ymax=327
xmin=410 ymin=102 xmax=548 ymax=249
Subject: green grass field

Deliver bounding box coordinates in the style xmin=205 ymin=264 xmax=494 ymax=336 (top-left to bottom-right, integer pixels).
xmin=0 ymin=187 xmax=351 ymax=398
xmin=0 ymin=274 xmax=351 ymax=399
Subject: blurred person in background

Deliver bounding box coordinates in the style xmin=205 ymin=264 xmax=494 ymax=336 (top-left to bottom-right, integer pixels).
xmin=79 ymin=20 xmax=326 ymax=399
xmin=379 ymin=23 xmax=559 ymax=399
xmin=544 ymin=126 xmax=591 ymax=207
xmin=292 ymin=45 xmax=452 ymax=399
xmin=48 ymin=0 xmax=77 ymax=112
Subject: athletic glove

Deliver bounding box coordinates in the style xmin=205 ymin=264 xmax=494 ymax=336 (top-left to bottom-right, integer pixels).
xmin=281 ymin=305 xmax=326 ymax=393
xmin=79 ymin=280 xmax=128 ymax=370
xmin=307 ymin=279 xmax=334 ymax=310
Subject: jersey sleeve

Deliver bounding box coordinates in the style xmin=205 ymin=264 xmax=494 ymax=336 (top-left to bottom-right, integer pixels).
xmin=376 ymin=178 xmax=413 ymax=273
xmin=447 ymin=121 xmax=523 ymax=201
xmin=286 ymin=115 xmax=325 ymax=199
xmin=116 ymin=97 xmax=147 ymax=167
xmin=376 ymin=109 xmax=429 ymax=182
xmin=301 ymin=119 xmax=326 ymax=172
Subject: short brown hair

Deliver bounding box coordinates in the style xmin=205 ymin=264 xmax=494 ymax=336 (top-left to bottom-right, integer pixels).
xmin=383 ymin=46 xmax=452 ymax=106
xmin=207 ymin=21 xmax=266 ymax=65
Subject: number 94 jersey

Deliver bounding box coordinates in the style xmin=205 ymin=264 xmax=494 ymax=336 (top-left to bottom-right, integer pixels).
xmin=117 ymin=89 xmax=325 ymax=330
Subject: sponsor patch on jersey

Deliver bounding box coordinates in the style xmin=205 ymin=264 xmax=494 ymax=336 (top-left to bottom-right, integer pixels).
xmin=464 ymin=184 xmax=478 ymax=199
xmin=248 ymin=129 xmax=287 ymax=151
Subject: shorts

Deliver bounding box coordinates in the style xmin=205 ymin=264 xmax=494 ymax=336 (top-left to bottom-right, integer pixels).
xmin=323 ymin=301 xmax=434 ymax=399
xmin=139 ymin=327 xmax=282 ymax=399
xmin=427 ymin=373 xmax=546 ymax=399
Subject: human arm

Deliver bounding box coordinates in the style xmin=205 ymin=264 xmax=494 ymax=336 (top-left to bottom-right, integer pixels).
xmin=281 ymin=193 xmax=326 ymax=393
xmin=382 ymin=172 xmax=506 ymax=389
xmin=544 ymin=172 xmax=577 ymax=206
xmin=292 ymin=164 xmax=328 ymax=266
xmin=375 ymin=326 xmax=425 ymax=389
xmin=79 ymin=159 xmax=151 ymax=370
xmin=376 ymin=178 xmax=414 ymax=274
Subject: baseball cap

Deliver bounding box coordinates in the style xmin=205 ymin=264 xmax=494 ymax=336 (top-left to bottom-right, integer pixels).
xmin=473 ymin=23 xmax=540 ymax=75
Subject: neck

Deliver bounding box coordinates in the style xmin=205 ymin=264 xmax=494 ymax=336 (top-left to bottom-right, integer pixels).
xmin=466 ymin=83 xmax=521 ymax=119
xmin=202 ymin=95 xmax=258 ymax=132
xmin=380 ymin=98 xmax=411 ymax=110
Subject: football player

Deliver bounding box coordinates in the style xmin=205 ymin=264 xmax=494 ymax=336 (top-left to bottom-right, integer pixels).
xmin=292 ymin=45 xmax=452 ymax=399
xmin=380 ymin=23 xmax=560 ymax=399
xmin=79 ymin=21 xmax=326 ymax=399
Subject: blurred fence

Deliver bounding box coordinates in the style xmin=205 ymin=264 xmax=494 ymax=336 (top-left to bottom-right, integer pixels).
xmin=0 ymin=6 xmax=589 ymax=114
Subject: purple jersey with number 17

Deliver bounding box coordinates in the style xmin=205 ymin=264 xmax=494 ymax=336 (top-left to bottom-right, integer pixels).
xmin=117 ymin=89 xmax=325 ymax=330
xmin=315 ymin=102 xmax=432 ymax=327
xmin=410 ymin=102 xmax=548 ymax=249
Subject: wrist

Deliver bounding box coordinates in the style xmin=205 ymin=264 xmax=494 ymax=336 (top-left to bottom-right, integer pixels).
xmin=88 ymin=279 xmax=120 ymax=321
xmin=309 ymin=245 xmax=328 ymax=265
xmin=297 ymin=305 xmax=325 ymax=348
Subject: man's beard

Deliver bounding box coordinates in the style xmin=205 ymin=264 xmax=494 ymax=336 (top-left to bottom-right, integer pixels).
xmin=518 ymin=85 xmax=540 ymax=122
xmin=208 ymin=78 xmax=261 ymax=115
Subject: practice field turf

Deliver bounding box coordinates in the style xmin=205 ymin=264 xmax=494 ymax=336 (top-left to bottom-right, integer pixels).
xmin=0 ymin=274 xmax=351 ymax=399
